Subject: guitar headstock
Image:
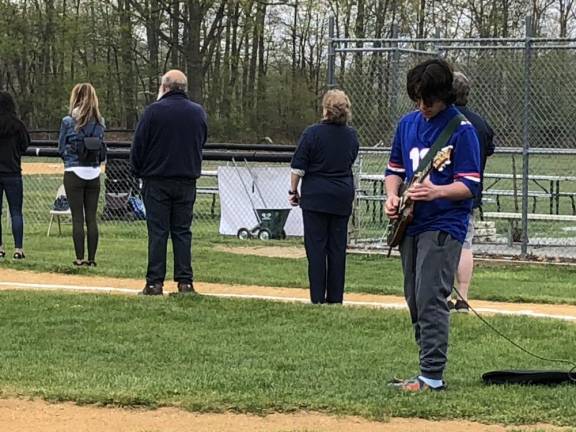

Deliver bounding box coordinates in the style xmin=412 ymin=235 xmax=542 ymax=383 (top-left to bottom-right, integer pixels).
xmin=433 ymin=145 xmax=453 ymax=172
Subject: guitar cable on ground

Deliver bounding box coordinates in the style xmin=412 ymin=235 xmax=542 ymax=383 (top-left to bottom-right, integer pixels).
xmin=452 ymin=285 xmax=576 ymax=384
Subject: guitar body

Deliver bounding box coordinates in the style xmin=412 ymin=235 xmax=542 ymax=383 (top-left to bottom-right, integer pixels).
xmin=386 ymin=186 xmax=414 ymax=247
xmin=386 ymin=208 xmax=414 ymax=247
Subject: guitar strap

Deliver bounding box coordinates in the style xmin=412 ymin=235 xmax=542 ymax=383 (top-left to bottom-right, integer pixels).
xmin=413 ymin=113 xmax=465 ymax=177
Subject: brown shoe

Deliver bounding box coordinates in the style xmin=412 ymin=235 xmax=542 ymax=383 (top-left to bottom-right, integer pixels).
xmin=170 ymin=282 xmax=196 ymax=296
xmin=139 ymin=282 xmax=163 ymax=296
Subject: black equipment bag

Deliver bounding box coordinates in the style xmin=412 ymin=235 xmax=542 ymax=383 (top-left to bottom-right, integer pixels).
xmin=482 ymin=369 xmax=576 ymax=385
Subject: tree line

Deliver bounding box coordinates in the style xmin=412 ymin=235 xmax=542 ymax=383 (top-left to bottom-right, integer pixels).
xmin=0 ymin=0 xmax=574 ymax=143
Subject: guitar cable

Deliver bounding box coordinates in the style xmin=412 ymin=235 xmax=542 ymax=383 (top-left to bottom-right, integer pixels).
xmin=452 ymin=285 xmax=576 ymax=382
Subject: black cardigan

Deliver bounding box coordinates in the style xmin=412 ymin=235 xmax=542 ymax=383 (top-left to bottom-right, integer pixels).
xmin=0 ymin=114 xmax=30 ymax=176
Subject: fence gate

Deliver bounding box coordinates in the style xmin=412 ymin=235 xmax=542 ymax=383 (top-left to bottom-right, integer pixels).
xmin=329 ymin=18 xmax=576 ymax=260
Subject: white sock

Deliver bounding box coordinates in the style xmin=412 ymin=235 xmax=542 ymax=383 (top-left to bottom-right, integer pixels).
xmin=419 ymin=375 xmax=444 ymax=388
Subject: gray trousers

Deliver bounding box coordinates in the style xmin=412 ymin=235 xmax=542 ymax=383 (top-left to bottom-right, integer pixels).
xmin=400 ymin=231 xmax=462 ymax=380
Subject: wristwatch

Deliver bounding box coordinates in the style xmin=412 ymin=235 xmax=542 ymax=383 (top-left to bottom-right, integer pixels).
xmin=288 ymin=190 xmax=298 ymax=195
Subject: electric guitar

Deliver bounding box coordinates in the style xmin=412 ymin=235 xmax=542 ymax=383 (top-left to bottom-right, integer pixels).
xmin=386 ymin=145 xmax=453 ymax=252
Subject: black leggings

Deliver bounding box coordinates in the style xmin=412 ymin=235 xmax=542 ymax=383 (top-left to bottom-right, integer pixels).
xmin=63 ymin=171 xmax=100 ymax=261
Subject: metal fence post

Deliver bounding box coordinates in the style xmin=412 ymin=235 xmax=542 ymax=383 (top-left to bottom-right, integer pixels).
xmin=434 ymin=27 xmax=442 ymax=57
xmin=390 ymin=24 xmax=400 ymax=123
xmin=327 ymin=16 xmax=336 ymax=89
xmin=521 ymin=16 xmax=533 ymax=257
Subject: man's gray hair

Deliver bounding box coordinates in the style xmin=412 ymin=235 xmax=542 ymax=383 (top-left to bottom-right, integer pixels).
xmin=162 ymin=73 xmax=187 ymax=92
xmin=453 ymin=71 xmax=470 ymax=106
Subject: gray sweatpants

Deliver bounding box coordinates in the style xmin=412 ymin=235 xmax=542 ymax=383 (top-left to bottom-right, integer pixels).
xmin=399 ymin=230 xmax=462 ymax=380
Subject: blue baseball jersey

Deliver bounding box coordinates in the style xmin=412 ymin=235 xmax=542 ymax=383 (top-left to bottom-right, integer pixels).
xmin=385 ymin=105 xmax=481 ymax=243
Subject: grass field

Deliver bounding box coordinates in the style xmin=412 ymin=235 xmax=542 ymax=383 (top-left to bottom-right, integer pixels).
xmin=1 ymin=216 xmax=576 ymax=427
xmin=2 ymin=222 xmax=576 ymax=306
xmin=0 ymin=290 xmax=575 ymax=426
xmin=1 ymin=158 xmax=575 ymax=428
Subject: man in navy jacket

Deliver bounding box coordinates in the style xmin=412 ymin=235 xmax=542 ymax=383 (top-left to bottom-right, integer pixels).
xmin=131 ymin=69 xmax=208 ymax=296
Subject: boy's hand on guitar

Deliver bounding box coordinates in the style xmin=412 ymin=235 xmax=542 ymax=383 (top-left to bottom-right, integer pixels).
xmin=385 ymin=195 xmax=400 ymax=219
xmin=408 ymin=178 xmax=440 ymax=201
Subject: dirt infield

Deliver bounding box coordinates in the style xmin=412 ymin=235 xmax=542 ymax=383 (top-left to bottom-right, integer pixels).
xmin=1 ymin=268 xmax=575 ymax=431
xmin=0 ymin=399 xmax=571 ymax=432
xmin=214 ymin=244 xmax=307 ymax=259
xmin=1 ymin=268 xmax=575 ymax=321
xmin=22 ymin=162 xmax=109 ymax=176
xmin=22 ymin=162 xmax=63 ymax=175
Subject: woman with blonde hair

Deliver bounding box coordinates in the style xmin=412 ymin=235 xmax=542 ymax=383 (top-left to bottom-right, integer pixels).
xmin=58 ymin=83 xmax=106 ymax=266
xmin=289 ymin=89 xmax=359 ymax=304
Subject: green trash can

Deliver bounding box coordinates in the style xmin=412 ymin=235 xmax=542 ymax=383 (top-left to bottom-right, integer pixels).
xmin=254 ymin=208 xmax=291 ymax=240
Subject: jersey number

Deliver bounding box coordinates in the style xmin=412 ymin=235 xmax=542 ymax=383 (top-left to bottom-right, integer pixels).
xmin=409 ymin=147 xmax=429 ymax=171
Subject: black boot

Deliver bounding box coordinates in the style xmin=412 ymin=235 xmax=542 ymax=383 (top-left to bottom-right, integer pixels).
xmin=139 ymin=282 xmax=163 ymax=296
xmin=170 ymin=282 xmax=196 ymax=296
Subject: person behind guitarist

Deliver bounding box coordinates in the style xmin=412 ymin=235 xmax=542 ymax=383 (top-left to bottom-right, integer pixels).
xmin=384 ymin=59 xmax=481 ymax=392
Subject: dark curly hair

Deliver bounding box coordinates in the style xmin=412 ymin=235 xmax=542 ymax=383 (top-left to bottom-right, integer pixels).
xmin=406 ymin=59 xmax=455 ymax=106
xmin=0 ymin=91 xmax=17 ymax=116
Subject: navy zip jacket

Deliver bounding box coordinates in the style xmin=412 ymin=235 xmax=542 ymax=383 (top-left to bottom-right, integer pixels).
xmin=130 ymin=90 xmax=207 ymax=179
xmin=291 ymin=122 xmax=359 ymax=216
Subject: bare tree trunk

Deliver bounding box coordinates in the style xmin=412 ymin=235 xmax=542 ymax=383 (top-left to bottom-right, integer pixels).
xmin=241 ymin=5 xmax=252 ymax=116
xmin=171 ymin=0 xmax=180 ymax=67
xmin=119 ymin=0 xmax=138 ymax=127
xmin=354 ymin=0 xmax=365 ymax=73
xmin=418 ymin=0 xmax=426 ymax=39
xmin=256 ymin=1 xmax=267 ymax=136
xmin=145 ymin=0 xmax=161 ymax=103
xmin=185 ymin=0 xmax=203 ymax=103
xmin=229 ymin=1 xmax=242 ymax=114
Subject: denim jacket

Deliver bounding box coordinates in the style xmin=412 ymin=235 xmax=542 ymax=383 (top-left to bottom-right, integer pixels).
xmin=58 ymin=116 xmax=106 ymax=168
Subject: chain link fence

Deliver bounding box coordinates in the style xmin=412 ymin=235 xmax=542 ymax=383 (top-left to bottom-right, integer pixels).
xmin=329 ymin=20 xmax=576 ymax=259
xmin=11 ymin=155 xmax=220 ymax=240
xmin=7 ymin=149 xmax=299 ymax=251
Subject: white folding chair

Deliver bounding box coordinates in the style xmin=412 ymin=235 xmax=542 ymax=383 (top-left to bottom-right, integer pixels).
xmin=47 ymin=184 xmax=71 ymax=236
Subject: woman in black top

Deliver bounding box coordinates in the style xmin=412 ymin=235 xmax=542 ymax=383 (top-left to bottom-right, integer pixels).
xmin=0 ymin=92 xmax=30 ymax=259
xmin=290 ymin=89 xmax=359 ymax=304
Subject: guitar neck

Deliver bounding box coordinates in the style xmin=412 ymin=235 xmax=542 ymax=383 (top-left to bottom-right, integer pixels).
xmin=402 ymin=160 xmax=434 ymax=194
xmin=415 ymin=160 xmax=434 ymax=183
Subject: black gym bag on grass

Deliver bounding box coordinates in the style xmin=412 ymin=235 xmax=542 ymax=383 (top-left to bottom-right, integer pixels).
xmin=482 ymin=369 xmax=576 ymax=385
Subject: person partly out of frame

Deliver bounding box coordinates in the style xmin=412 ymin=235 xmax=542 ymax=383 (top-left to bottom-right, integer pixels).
xmin=0 ymin=91 xmax=30 ymax=260
xmin=449 ymin=71 xmax=495 ymax=313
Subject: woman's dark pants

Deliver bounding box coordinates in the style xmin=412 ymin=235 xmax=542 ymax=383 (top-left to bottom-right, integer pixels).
xmin=64 ymin=171 xmax=101 ymax=261
xmin=302 ymin=209 xmax=350 ymax=304
xmin=0 ymin=175 xmax=24 ymax=248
